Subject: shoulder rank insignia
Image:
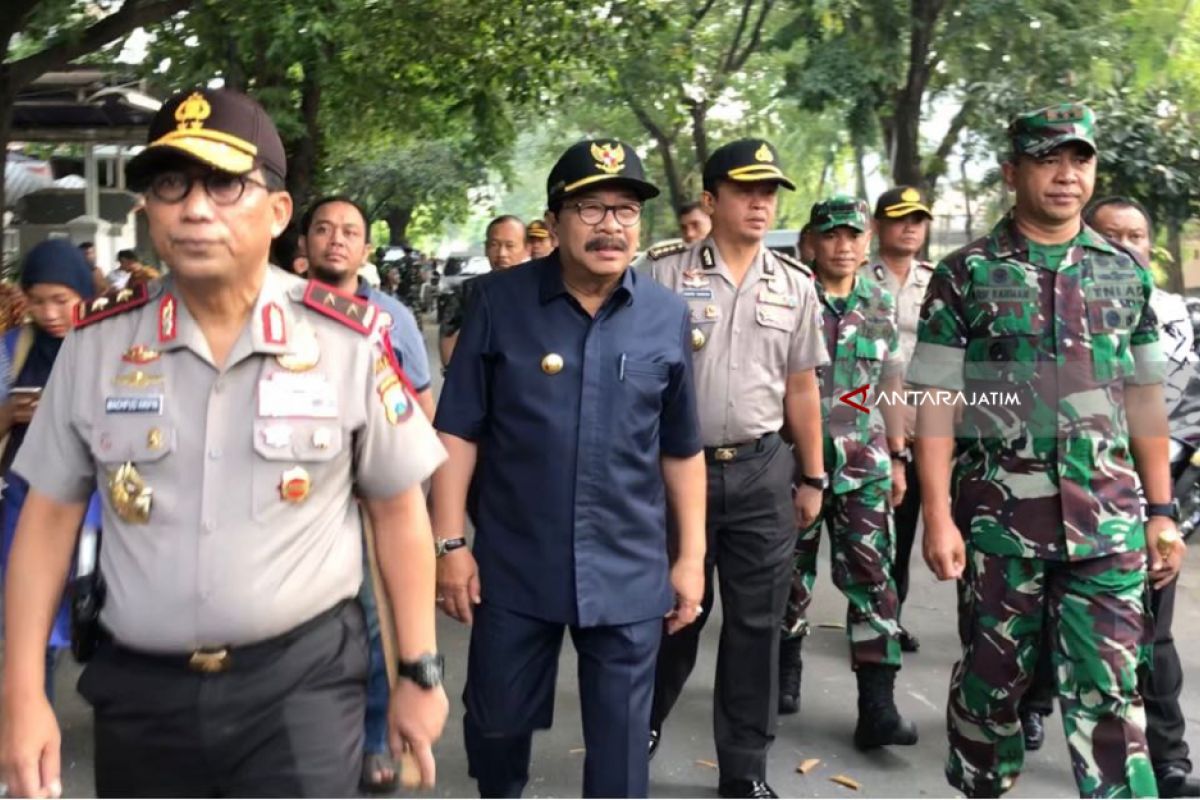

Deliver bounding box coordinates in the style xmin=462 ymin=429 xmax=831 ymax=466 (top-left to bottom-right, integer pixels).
xmin=773 ymin=250 xmax=813 ymax=278
xmin=302 ymin=281 xmax=377 ymax=335
xmin=646 ymin=241 xmax=688 ymax=261
xmin=74 ymin=282 xmax=151 ymax=328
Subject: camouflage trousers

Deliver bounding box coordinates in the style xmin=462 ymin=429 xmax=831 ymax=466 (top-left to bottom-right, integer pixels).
xmin=781 ymin=480 xmax=902 ymax=668
xmin=947 ymin=548 xmax=1156 ymax=798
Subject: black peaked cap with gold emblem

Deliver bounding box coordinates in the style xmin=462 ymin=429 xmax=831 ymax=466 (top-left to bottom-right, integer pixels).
xmin=547 ymin=139 xmax=660 ymax=207
xmin=703 ymin=138 xmax=796 ymax=191
xmin=873 ymin=186 xmax=932 ymax=220
xmin=126 ymin=87 xmax=287 ymax=191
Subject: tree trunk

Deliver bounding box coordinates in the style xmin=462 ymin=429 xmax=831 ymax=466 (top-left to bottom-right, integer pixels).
xmin=892 ymin=0 xmax=941 ymax=186
xmin=960 ymin=154 xmax=973 ymax=241
xmin=853 ymin=138 xmax=868 ymax=201
xmin=385 ymin=206 xmax=413 ymax=247
xmin=689 ymin=100 xmax=710 ymax=174
xmin=654 ymin=139 xmax=685 ymax=216
xmin=286 ymin=64 xmax=323 ymax=210
xmin=1166 ymin=217 xmax=1185 ymax=294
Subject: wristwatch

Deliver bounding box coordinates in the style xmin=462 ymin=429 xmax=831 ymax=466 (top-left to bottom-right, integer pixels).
xmin=434 ymin=536 xmax=468 ymax=558
xmin=890 ymin=447 xmax=913 ymax=464
xmin=799 ymin=474 xmax=829 ymax=491
xmin=397 ymin=652 xmax=445 ymax=689
xmin=1146 ymin=501 xmax=1180 ymax=522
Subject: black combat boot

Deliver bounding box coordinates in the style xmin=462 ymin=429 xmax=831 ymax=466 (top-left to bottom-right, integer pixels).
xmin=853 ymin=664 xmax=918 ymax=749
xmin=778 ymin=636 xmax=803 ymax=715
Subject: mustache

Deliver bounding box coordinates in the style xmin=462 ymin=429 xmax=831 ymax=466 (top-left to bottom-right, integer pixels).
xmin=585 ymin=237 xmax=629 ymax=252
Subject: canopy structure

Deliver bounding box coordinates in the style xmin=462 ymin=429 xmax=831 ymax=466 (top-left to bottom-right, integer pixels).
xmin=8 ymin=66 xmax=161 ymax=216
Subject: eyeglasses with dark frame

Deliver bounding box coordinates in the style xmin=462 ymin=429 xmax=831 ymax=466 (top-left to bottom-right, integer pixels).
xmin=147 ymin=170 xmax=271 ymax=206
xmin=567 ymin=200 xmax=642 ymax=227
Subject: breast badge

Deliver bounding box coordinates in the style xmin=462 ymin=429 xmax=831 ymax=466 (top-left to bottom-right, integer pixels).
xmin=109 ymin=462 xmax=152 ymax=523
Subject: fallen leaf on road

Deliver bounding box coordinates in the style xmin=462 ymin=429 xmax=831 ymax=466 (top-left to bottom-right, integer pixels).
xmin=830 ymin=775 xmax=861 ymax=790
xmin=796 ymin=758 xmax=821 ymax=774
xmin=817 ymin=622 xmax=846 ymax=630
xmin=695 ymin=760 xmax=719 ymax=769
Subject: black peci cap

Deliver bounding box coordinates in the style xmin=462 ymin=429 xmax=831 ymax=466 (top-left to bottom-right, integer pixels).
xmin=703 ymin=138 xmax=795 ymax=191
xmin=873 ymin=186 xmax=932 ymax=220
xmin=546 ymin=140 xmax=660 ymax=207
xmin=126 ymin=88 xmax=287 ymax=191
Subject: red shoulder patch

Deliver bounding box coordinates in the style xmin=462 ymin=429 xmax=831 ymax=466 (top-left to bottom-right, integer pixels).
xmin=74 ymin=283 xmax=151 ymax=328
xmin=302 ymin=281 xmax=376 ymax=334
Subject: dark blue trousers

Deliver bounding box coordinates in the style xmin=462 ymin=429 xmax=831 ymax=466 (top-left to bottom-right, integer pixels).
xmin=463 ymin=603 xmax=661 ymax=798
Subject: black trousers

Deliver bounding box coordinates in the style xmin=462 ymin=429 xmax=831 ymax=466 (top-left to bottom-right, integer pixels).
xmin=891 ymin=455 xmax=921 ymax=612
xmin=78 ymin=601 xmax=368 ymax=798
xmin=650 ymin=435 xmax=795 ymax=782
xmin=462 ymin=603 xmax=661 ymax=798
xmin=1020 ymin=577 xmax=1192 ymax=774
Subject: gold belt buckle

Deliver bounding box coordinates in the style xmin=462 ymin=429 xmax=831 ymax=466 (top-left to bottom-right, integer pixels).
xmin=188 ymin=648 xmax=230 ymax=673
xmin=714 ymin=447 xmax=737 ymax=462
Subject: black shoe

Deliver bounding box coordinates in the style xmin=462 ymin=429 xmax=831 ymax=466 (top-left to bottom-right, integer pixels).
xmin=1159 ymin=765 xmax=1200 ymax=798
xmin=778 ymin=636 xmax=803 ymax=715
xmin=898 ymin=626 xmax=920 ymax=653
xmin=648 ymin=728 xmax=660 ymax=761
xmin=1020 ymin=709 xmax=1045 ymax=752
xmin=853 ymin=664 xmax=918 ymax=749
xmin=718 ymin=779 xmax=778 ymax=798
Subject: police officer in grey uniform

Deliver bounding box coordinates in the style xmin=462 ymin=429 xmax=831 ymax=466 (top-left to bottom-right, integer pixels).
xmin=647 ymin=138 xmax=828 ymax=800
xmin=0 ymin=88 xmax=448 ymax=798
xmin=860 ymin=186 xmax=935 ymax=653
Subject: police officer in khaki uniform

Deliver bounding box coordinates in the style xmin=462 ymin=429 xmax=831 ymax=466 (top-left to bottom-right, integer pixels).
xmin=647 ymin=138 xmax=828 ymax=800
xmin=860 ymin=186 xmax=934 ymax=653
xmin=0 ymin=88 xmax=448 ymax=798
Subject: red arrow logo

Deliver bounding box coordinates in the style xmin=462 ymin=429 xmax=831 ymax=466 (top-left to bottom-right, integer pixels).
xmin=839 ymin=384 xmax=870 ymax=413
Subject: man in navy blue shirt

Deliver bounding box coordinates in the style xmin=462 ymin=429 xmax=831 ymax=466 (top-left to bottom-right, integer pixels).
xmin=432 ymin=140 xmax=707 ymax=798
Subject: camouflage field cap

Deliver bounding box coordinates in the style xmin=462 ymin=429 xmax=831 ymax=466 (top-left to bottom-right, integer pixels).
xmin=1009 ymin=103 xmax=1097 ymax=158
xmin=809 ymin=194 xmax=871 ymax=233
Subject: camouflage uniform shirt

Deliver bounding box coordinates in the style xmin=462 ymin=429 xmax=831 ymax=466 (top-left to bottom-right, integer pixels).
xmin=817 ymin=274 xmax=902 ymax=494
xmin=908 ymin=213 xmax=1163 ymax=562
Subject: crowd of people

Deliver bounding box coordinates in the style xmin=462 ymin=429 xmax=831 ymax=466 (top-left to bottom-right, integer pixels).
xmin=0 ymin=85 xmax=1194 ymax=800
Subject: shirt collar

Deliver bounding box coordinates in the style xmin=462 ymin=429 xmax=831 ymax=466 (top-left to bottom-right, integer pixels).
xmin=985 ymin=211 xmax=1115 ymax=260
xmin=153 ymin=266 xmax=298 ymax=365
xmin=538 ymin=252 xmax=636 ymax=308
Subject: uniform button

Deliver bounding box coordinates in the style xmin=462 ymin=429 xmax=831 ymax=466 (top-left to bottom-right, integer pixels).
xmin=208 ymin=447 xmax=222 ymax=460
xmin=731 ymin=363 xmax=738 ymax=370
xmin=214 ymin=380 xmax=226 ymax=394
xmin=203 ymin=520 xmax=216 ymax=533
xmin=734 ymin=327 xmax=742 ymax=334
xmin=1063 ymin=337 xmax=1074 ymax=347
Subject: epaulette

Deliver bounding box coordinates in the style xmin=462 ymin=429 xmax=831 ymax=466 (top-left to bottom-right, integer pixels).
xmin=303 ymin=281 xmax=378 ymax=335
xmin=74 ymin=282 xmax=151 ymax=328
xmin=773 ymin=250 xmax=813 ymax=278
xmin=646 ymin=241 xmax=688 ymax=261
xmin=916 ymin=259 xmax=935 ymax=272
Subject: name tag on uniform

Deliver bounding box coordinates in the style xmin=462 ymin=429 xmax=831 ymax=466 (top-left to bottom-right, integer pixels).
xmin=682 ymin=288 xmax=713 ymax=299
xmin=257 ymin=372 xmax=338 ymax=418
xmin=105 ymin=395 xmax=163 ymax=414
xmin=758 ymin=288 xmax=797 ymax=308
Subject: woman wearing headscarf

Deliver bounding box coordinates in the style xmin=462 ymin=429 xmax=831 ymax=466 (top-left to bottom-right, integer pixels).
xmin=0 ymin=239 xmax=102 ymax=702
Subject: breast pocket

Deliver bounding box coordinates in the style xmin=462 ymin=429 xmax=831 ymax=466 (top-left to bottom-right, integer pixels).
xmin=853 ymin=336 xmax=887 ymax=386
xmin=251 ymin=420 xmax=345 ymax=522
xmin=90 ymin=422 xmax=175 ymax=523
xmin=964 ymin=335 xmax=1042 ymax=384
xmin=1085 ymin=283 xmax=1142 ymax=383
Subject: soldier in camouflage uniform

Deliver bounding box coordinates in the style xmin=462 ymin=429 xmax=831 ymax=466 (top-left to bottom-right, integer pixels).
xmin=779 ymin=196 xmax=918 ymax=749
xmin=909 ymin=103 xmax=1187 ymax=798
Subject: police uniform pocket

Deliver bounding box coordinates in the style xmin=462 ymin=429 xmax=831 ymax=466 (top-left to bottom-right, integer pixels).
xmin=756 ymin=303 xmax=795 ymax=332
xmin=90 ymin=423 xmax=175 ymax=465
xmin=251 ymin=420 xmax=344 ymax=522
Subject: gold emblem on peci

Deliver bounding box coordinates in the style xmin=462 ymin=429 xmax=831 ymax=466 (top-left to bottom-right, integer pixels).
xmin=901 ymin=187 xmax=921 ymax=203
xmin=754 ymin=143 xmax=774 ymax=163
xmin=175 ymin=92 xmax=212 ymax=130
xmin=591 ymin=142 xmax=626 ymax=175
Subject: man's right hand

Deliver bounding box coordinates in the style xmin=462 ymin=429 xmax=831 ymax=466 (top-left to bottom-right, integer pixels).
xmin=1 ymin=692 xmax=62 ymax=799
xmin=922 ymin=513 xmax=966 ymax=581
xmin=435 ymin=547 xmax=481 ymax=625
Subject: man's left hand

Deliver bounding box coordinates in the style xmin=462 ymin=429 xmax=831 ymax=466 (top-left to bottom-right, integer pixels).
xmin=665 ymin=556 xmax=704 ymax=635
xmin=1146 ymin=515 xmax=1186 ymax=590
xmin=890 ymin=461 xmax=907 ymax=508
xmin=795 ymin=484 xmax=823 ymax=529
xmin=388 ymin=680 xmax=449 ymax=789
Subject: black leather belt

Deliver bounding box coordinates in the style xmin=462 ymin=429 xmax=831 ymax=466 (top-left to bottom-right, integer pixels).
xmin=98 ymin=599 xmax=353 ymax=674
xmin=703 ymin=432 xmax=778 ymax=464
